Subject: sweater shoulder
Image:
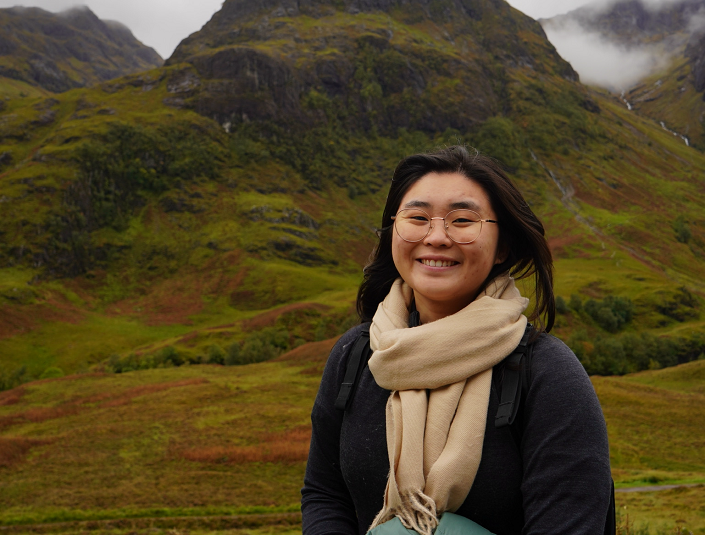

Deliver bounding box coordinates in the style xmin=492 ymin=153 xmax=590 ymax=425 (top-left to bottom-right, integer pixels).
xmin=327 ymin=323 xmax=370 ymax=366
xmin=530 ymin=332 xmax=588 ymax=378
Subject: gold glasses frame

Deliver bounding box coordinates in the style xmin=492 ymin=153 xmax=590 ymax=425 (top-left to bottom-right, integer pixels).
xmin=391 ymin=208 xmax=498 ymax=244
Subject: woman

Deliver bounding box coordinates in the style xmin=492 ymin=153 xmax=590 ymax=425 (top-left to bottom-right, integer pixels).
xmin=301 ymin=146 xmax=612 ymax=534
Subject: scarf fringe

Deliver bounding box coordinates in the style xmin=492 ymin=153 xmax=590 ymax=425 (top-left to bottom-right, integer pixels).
xmin=370 ymin=491 xmax=439 ymax=535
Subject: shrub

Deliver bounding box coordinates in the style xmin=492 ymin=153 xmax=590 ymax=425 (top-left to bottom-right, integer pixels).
xmin=0 ymin=366 xmax=28 ymax=392
xmin=673 ymin=215 xmax=691 ymax=244
xmin=568 ymin=329 xmax=705 ymax=376
xmin=157 ymin=346 xmax=183 ymax=367
xmin=239 ymin=328 xmax=289 ymax=364
xmin=584 ymin=296 xmax=633 ymax=332
xmin=656 ymin=286 xmax=699 ymax=322
xmin=207 ymin=345 xmax=225 ymax=365
xmin=555 ymin=296 xmax=568 ymax=315
xmin=224 ymin=342 xmax=243 ymax=366
xmin=39 ymin=367 xmax=64 ymax=379
xmin=569 ymin=294 xmax=582 ymax=312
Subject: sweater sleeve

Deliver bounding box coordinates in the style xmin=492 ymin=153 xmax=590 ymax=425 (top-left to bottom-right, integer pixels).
xmin=520 ymin=335 xmax=612 ymax=534
xmin=301 ymin=325 xmax=365 ymax=535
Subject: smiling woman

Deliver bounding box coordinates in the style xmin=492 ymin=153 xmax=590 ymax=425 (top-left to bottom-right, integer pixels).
xmin=390 ymin=173 xmax=505 ymax=323
xmin=301 ymin=146 xmax=613 ymax=535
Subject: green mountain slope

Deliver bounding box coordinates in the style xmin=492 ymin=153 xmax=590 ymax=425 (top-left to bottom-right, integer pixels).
xmin=0 ymin=6 xmax=162 ymax=93
xmin=0 ymin=0 xmax=703 ymax=381
xmin=0 ymin=351 xmax=703 ymax=532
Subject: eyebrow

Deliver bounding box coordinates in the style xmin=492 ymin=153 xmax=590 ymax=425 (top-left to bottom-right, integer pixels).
xmin=403 ymin=199 xmax=482 ymax=211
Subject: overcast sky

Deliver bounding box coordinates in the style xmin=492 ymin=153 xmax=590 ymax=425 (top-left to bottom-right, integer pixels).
xmin=0 ymin=0 xmax=593 ymax=60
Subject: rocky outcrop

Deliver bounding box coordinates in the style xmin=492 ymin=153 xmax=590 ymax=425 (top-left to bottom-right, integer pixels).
xmin=0 ymin=6 xmax=162 ymax=92
xmin=686 ymin=33 xmax=705 ymax=93
xmin=165 ymin=0 xmax=578 ymax=134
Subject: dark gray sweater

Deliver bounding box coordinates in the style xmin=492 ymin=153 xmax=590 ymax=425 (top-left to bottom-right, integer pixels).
xmin=301 ymin=324 xmax=612 ymax=535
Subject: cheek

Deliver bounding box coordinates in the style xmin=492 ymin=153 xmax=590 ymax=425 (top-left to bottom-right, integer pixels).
xmin=391 ymin=237 xmax=406 ymax=272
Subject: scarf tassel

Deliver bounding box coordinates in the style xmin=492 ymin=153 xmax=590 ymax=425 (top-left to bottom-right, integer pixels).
xmin=371 ymin=491 xmax=439 ymax=535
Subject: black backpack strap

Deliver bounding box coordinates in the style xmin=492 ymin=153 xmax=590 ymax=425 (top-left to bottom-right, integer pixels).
xmin=493 ymin=325 xmax=616 ymax=535
xmin=334 ymin=326 xmax=371 ymax=411
xmin=495 ymin=324 xmax=532 ymax=429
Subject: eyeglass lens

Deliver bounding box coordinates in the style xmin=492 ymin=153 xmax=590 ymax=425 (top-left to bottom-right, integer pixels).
xmin=394 ymin=209 xmax=483 ymax=244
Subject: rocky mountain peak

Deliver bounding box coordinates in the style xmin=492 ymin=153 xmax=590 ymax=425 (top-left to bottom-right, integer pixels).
xmin=164 ymin=0 xmax=582 ymax=137
xmin=0 ymin=5 xmax=162 ymax=92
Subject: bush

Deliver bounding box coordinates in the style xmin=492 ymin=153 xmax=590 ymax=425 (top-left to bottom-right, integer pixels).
xmin=107 ymin=346 xmax=183 ymax=373
xmin=39 ymin=367 xmax=64 ymax=379
xmin=224 ymin=342 xmax=243 ymax=366
xmin=157 ymin=346 xmax=183 ymax=367
xmin=239 ymin=328 xmax=289 ymax=364
xmin=673 ymin=215 xmax=691 ymax=244
xmin=656 ymin=286 xmax=699 ymax=322
xmin=0 ymin=366 xmax=28 ymax=392
xmin=569 ymin=294 xmax=582 ymax=312
xmin=567 ymin=329 xmax=705 ymax=376
xmin=555 ymin=296 xmax=569 ymax=315
xmin=584 ymin=296 xmax=633 ymax=332
xmin=207 ymin=344 xmax=226 ymax=365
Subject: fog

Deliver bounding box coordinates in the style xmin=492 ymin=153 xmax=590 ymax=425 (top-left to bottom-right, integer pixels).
xmin=543 ymin=21 xmax=673 ymax=90
xmin=540 ymin=1 xmax=705 ymax=91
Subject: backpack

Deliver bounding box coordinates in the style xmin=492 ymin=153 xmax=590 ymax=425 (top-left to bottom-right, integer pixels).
xmin=334 ymin=324 xmax=616 ymax=535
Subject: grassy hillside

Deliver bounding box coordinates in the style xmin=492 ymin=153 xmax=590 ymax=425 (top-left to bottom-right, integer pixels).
xmin=0 ymin=0 xmax=704 ymax=387
xmin=625 ymin=55 xmax=705 ymax=150
xmin=0 ymin=347 xmax=703 ymax=534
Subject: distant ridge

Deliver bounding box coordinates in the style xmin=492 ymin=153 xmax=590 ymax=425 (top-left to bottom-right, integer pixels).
xmin=541 ymin=0 xmax=705 ymax=45
xmin=0 ymin=5 xmax=163 ymax=92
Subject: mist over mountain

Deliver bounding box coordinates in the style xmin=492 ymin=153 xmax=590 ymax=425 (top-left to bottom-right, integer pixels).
xmin=0 ymin=5 xmax=162 ymax=92
xmin=541 ymin=0 xmax=705 ymax=90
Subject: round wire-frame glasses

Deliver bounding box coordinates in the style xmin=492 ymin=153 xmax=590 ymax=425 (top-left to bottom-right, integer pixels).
xmin=391 ymin=208 xmax=498 ymax=244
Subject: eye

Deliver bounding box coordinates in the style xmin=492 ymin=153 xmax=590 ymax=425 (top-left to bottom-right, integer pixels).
xmin=449 ymin=211 xmax=480 ymax=226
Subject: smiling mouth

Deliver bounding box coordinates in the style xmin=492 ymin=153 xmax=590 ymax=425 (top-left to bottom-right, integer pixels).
xmin=419 ymin=259 xmax=458 ymax=267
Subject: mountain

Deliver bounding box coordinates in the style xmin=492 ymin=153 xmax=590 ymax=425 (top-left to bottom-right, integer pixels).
xmin=164 ymin=0 xmax=580 ymax=135
xmin=0 ymin=0 xmax=704 ymax=383
xmin=0 ymin=5 xmax=163 ymax=93
xmin=541 ymin=0 xmax=705 ymax=148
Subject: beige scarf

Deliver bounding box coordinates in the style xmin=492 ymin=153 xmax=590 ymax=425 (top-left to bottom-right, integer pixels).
xmin=367 ymin=275 xmax=529 ymax=535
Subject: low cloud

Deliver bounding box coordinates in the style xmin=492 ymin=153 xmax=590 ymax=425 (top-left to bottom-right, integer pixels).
xmin=543 ymin=20 xmax=673 ymax=91
xmin=687 ymin=7 xmax=705 ymax=34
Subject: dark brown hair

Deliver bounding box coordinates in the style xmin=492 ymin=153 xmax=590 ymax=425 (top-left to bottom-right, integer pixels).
xmin=356 ymin=145 xmax=555 ymax=333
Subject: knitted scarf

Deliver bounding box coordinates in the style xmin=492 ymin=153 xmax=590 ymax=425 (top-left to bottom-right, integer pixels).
xmin=367 ymin=275 xmax=529 ymax=535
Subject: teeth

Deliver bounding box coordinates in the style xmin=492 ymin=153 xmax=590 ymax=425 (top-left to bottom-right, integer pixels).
xmin=422 ymin=259 xmax=455 ymax=267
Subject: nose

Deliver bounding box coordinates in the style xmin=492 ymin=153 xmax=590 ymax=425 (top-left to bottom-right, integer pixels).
xmin=423 ymin=217 xmax=452 ymax=247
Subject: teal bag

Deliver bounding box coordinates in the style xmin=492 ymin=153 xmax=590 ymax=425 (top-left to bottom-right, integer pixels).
xmin=366 ymin=513 xmax=494 ymax=535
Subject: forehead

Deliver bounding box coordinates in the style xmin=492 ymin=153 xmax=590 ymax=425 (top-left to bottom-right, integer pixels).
xmin=399 ymin=172 xmax=491 ymax=212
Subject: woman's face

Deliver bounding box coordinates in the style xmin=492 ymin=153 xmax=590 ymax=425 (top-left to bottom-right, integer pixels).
xmin=391 ymin=172 xmax=505 ymax=323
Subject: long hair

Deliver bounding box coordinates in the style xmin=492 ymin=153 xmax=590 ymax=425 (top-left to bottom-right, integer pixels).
xmin=356 ymin=145 xmax=555 ymax=333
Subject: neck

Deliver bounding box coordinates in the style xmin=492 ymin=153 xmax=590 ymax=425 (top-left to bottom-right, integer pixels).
xmin=415 ymin=294 xmax=472 ymax=324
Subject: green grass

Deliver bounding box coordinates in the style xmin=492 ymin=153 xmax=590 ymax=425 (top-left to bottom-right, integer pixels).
xmin=0 ymin=345 xmax=703 ymax=533
xmin=593 ymin=360 xmax=705 ymax=483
